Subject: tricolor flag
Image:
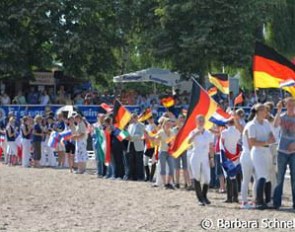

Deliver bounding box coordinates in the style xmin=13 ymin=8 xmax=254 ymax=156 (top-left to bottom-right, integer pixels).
xmin=113 ymin=128 xmax=129 ymax=141
xmin=47 ymin=132 xmax=60 ymax=149
xmin=234 ymin=93 xmax=244 ymax=106
xmin=279 ymin=79 xmax=295 ymax=88
xmin=253 ymin=42 xmax=295 ymax=97
xmin=60 ymin=130 xmax=72 ymax=141
xmin=95 ymin=127 xmax=111 ymax=166
xmin=113 ymin=99 xmax=132 ymax=130
xmin=208 ymin=73 xmax=229 ymax=94
xmin=209 ymin=107 xmax=231 ymax=126
xmin=219 ymin=138 xmax=241 ymax=178
xmin=138 ymin=108 xmax=152 ymax=122
xmin=160 ymin=96 xmax=175 ymax=108
xmin=169 ymin=80 xmax=217 ymax=158
xmin=207 ymin=86 xmax=218 ymax=97
xmin=100 ymin=103 xmax=113 ymax=113
xmin=0 ymin=134 xmax=5 ymax=143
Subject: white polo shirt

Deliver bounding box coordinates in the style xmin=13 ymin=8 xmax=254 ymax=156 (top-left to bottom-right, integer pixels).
xmin=221 ymin=126 xmax=241 ymax=154
xmin=248 ymin=118 xmax=273 ymax=146
xmin=189 ymin=129 xmax=214 ymax=158
xmin=242 ymin=122 xmax=251 ymax=153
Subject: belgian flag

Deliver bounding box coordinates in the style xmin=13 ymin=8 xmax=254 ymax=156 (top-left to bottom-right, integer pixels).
xmin=253 ymin=42 xmax=295 ymax=96
xmin=208 ymin=73 xmax=229 ymax=94
xmin=113 ymin=99 xmax=132 ymax=130
xmin=169 ymin=81 xmax=217 ymax=158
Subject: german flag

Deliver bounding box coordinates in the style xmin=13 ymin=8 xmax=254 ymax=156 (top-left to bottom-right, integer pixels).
xmin=208 ymin=73 xmax=229 ymax=94
xmin=234 ymin=92 xmax=243 ymax=106
xmin=138 ymin=108 xmax=152 ymax=122
xmin=253 ymin=42 xmax=295 ymax=96
xmin=113 ymin=99 xmax=132 ymax=130
xmin=161 ymin=96 xmax=175 ymax=108
xmin=169 ymin=81 xmax=217 ymax=158
xmin=207 ymin=86 xmax=218 ymax=97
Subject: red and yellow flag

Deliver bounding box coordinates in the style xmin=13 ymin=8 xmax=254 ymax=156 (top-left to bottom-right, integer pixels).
xmin=208 ymin=73 xmax=229 ymax=94
xmin=138 ymin=108 xmax=152 ymax=122
xmin=113 ymin=99 xmax=132 ymax=130
xmin=161 ymin=96 xmax=175 ymax=108
xmin=253 ymin=42 xmax=295 ymax=96
xmin=207 ymin=86 xmax=218 ymax=97
xmin=234 ymin=93 xmax=243 ymax=106
xmin=169 ymin=81 xmax=217 ymax=158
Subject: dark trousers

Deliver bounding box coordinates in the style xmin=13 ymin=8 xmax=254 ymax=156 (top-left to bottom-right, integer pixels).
xmin=129 ymin=143 xmax=144 ymax=181
xmin=112 ymin=145 xmax=125 ymax=178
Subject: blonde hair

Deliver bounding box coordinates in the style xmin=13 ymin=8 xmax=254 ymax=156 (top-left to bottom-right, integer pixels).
xmin=34 ymin=115 xmax=43 ymax=123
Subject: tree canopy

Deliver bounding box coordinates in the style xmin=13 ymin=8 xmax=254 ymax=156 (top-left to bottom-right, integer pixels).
xmin=0 ymin=0 xmax=294 ymax=89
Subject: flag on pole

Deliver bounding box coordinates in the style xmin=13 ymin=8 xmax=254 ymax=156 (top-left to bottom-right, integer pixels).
xmin=207 ymin=86 xmax=218 ymax=97
xmin=95 ymin=127 xmax=111 ymax=166
xmin=234 ymin=93 xmax=244 ymax=106
xmin=253 ymin=42 xmax=295 ymax=97
xmin=208 ymin=73 xmax=229 ymax=94
xmin=113 ymin=99 xmax=132 ymax=130
xmin=279 ymin=79 xmax=295 ymax=88
xmin=169 ymin=80 xmax=217 ymax=158
xmin=100 ymin=103 xmax=113 ymax=113
xmin=138 ymin=108 xmax=152 ymax=122
xmin=160 ymin=96 xmax=175 ymax=108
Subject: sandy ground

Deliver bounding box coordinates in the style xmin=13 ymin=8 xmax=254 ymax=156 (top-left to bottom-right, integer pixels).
xmin=1 ymin=161 xmax=295 ymax=232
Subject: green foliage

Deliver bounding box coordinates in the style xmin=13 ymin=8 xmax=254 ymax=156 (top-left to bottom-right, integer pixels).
xmin=0 ymin=0 xmax=294 ymax=91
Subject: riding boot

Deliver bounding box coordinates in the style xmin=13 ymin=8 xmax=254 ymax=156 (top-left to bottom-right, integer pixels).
xmin=265 ymin=181 xmax=272 ymax=205
xmin=232 ymin=178 xmax=239 ymax=203
xmin=194 ymin=180 xmax=205 ymax=206
xmin=202 ymin=184 xmax=211 ymax=204
xmin=224 ymin=177 xmax=232 ymax=203
xmin=150 ymin=163 xmax=156 ymax=182
xmin=144 ymin=166 xmax=150 ymax=182
xmin=256 ymin=178 xmax=266 ymax=210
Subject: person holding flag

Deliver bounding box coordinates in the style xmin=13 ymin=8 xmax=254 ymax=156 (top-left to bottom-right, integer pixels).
xmin=143 ymin=116 xmax=157 ymax=182
xmin=126 ymin=114 xmax=145 ymax=181
xmin=188 ymin=115 xmax=214 ymax=205
xmin=173 ymin=114 xmax=190 ymax=189
xmin=220 ymin=118 xmax=242 ymax=204
xmin=20 ymin=116 xmax=32 ymax=168
xmin=64 ymin=115 xmax=77 ymax=173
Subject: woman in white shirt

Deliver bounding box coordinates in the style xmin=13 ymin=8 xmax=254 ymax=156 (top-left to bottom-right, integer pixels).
xmin=188 ymin=115 xmax=214 ymax=206
xmin=248 ymin=104 xmax=276 ymax=210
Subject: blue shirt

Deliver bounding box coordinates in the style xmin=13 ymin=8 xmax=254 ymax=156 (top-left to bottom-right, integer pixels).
xmin=32 ymin=124 xmax=42 ymax=142
xmin=278 ymin=113 xmax=295 ymax=154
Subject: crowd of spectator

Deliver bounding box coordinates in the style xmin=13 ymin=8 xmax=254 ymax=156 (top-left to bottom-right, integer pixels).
xmin=0 ymin=84 xmax=287 ymax=108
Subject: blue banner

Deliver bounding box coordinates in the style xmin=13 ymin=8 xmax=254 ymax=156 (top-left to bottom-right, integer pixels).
xmin=0 ymin=105 xmax=253 ymax=124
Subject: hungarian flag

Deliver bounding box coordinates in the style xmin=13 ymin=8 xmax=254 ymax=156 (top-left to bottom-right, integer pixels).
xmin=234 ymin=93 xmax=243 ymax=106
xmin=161 ymin=96 xmax=175 ymax=108
xmin=207 ymin=86 xmax=218 ymax=97
xmin=113 ymin=99 xmax=132 ymax=130
xmin=100 ymin=103 xmax=113 ymax=113
xmin=169 ymin=81 xmax=217 ymax=158
xmin=253 ymin=42 xmax=295 ymax=96
xmin=113 ymin=128 xmax=129 ymax=141
xmin=208 ymin=73 xmax=229 ymax=94
xmin=138 ymin=108 xmax=152 ymax=122
xmin=94 ymin=127 xmax=111 ymax=166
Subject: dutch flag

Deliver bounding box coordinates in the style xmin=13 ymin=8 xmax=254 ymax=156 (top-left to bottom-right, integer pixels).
xmin=209 ymin=107 xmax=231 ymax=126
xmin=279 ymin=79 xmax=295 ymax=88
